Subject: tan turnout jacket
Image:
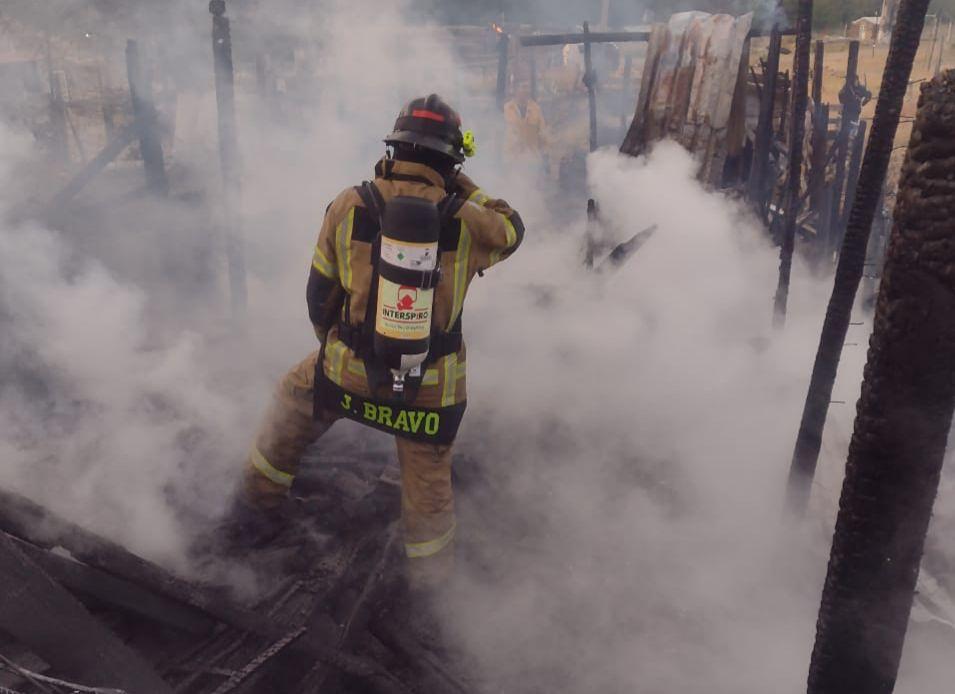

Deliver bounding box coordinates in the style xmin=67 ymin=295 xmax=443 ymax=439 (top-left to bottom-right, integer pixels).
xmin=309 ymin=158 xmax=524 ymax=410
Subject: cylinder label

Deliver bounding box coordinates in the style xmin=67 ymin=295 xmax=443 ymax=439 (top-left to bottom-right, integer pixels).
xmin=377 ymin=278 xmax=433 ymax=340
xmin=381 ymin=237 xmax=438 ymax=271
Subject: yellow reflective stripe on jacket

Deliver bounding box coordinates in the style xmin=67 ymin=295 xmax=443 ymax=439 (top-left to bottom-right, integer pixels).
xmin=326 ymin=339 xmax=348 ymax=386
xmin=347 ymin=359 xmax=366 ymax=378
xmin=336 ymin=208 xmax=355 ymax=291
xmin=468 ymin=189 xmax=490 ymax=206
xmin=251 ymin=448 xmax=293 ymax=488
xmin=441 ymin=353 xmax=458 ymax=407
xmin=448 ymin=222 xmax=472 ymax=329
xmin=405 ymin=521 xmax=456 ymax=559
xmin=423 ymin=368 xmax=440 ymax=387
xmin=489 ymin=214 xmax=518 ymax=266
xmin=312 ymin=245 xmax=338 ymax=279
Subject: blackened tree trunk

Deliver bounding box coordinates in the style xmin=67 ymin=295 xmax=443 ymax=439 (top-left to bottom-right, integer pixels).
xmin=772 ymin=0 xmax=813 ymax=327
xmin=807 ymin=70 xmax=955 ymax=694
xmin=786 ymin=0 xmax=932 ymax=514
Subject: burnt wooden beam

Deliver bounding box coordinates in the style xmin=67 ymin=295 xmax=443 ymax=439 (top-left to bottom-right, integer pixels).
xmin=126 ymin=39 xmax=169 ymax=197
xmin=210 ymin=0 xmax=248 ymax=317
xmin=599 ymin=225 xmax=658 ymax=272
xmin=840 ymin=118 xmax=868 ymax=237
xmin=748 ymin=26 xmax=782 ymax=216
xmin=583 ymin=22 xmax=598 ymax=152
xmin=808 ymin=102 xmax=830 ymax=218
xmin=0 ymin=530 xmax=174 ymax=693
xmin=773 ymin=0 xmax=814 ymax=327
xmin=0 ymin=487 xmax=407 ymax=693
xmin=300 ymin=525 xmax=400 ymax=693
xmin=8 ymin=534 xmax=214 ymax=635
xmin=49 ymin=122 xmax=139 ymax=210
xmin=518 ymin=26 xmax=795 ymax=47
xmin=520 ymin=30 xmax=649 ymax=46
xmin=829 ymin=41 xmax=863 ymax=249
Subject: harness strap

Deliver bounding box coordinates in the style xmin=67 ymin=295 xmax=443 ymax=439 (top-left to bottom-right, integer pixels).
xmin=342 ymin=180 xmax=465 ymax=364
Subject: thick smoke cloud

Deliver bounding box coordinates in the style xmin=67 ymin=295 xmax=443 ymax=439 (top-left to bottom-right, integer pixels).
xmin=1 ymin=0 xmax=954 ymax=690
xmin=447 ymin=142 xmax=856 ymax=693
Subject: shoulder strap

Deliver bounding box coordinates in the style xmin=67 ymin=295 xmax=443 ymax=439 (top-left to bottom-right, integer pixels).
xmin=438 ymin=193 xmax=466 ymax=227
xmin=355 ymin=181 xmax=387 ymax=228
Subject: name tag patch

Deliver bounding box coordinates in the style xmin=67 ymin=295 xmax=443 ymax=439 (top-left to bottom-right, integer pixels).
xmin=317 ymin=377 xmax=465 ymax=445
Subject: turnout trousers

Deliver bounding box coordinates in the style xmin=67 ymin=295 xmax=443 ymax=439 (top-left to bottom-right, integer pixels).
xmin=239 ymin=351 xmax=456 ymax=587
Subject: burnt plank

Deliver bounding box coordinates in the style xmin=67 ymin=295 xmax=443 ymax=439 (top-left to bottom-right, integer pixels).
xmin=0 ymin=530 xmax=174 ymax=693
xmin=8 ymin=535 xmax=214 ymax=636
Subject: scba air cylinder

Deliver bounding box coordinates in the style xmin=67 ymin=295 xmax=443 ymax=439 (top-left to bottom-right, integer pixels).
xmin=374 ymin=196 xmax=441 ymax=388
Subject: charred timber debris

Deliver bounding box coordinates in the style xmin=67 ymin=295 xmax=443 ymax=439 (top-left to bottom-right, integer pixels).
xmin=0 ymin=457 xmax=467 ymax=694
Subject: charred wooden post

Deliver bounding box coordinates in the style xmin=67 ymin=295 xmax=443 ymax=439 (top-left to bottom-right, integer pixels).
xmin=496 ymin=30 xmax=509 ymax=109
xmin=841 ymin=119 xmax=868 ymax=234
xmin=778 ymin=69 xmax=792 ymax=138
xmin=812 ymin=39 xmax=825 ymax=105
xmin=787 ymin=0 xmax=932 ymax=514
xmin=807 ymin=70 xmax=955 ymax=694
xmin=808 ymin=102 xmax=830 ymax=222
xmin=749 ymin=27 xmax=782 ymax=215
xmin=44 ymin=34 xmax=69 ymax=163
xmin=828 ymin=41 xmax=864 ymax=253
xmin=838 ymin=44 xmax=862 ymax=186
xmin=583 ymin=22 xmax=599 ymax=153
xmin=0 ymin=531 xmax=174 ymax=693
xmin=210 ymin=0 xmax=248 ymax=317
xmin=584 ymin=198 xmax=599 ymax=268
xmin=773 ymin=0 xmax=814 ymax=327
xmin=126 ymin=39 xmax=169 ymax=196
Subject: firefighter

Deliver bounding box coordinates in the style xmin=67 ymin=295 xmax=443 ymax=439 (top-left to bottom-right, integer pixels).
xmin=221 ymin=95 xmax=524 ymax=590
xmin=503 ymin=81 xmax=549 ymax=158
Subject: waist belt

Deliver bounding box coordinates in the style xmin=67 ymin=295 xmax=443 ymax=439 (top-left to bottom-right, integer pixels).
xmin=337 ymin=323 xmax=463 ymax=362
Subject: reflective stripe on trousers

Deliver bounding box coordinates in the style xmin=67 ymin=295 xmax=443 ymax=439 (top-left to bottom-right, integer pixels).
xmin=405 ymin=521 xmax=456 ymax=559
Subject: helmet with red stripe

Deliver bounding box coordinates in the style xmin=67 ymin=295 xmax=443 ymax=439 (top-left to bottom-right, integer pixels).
xmin=385 ymin=94 xmax=466 ymax=164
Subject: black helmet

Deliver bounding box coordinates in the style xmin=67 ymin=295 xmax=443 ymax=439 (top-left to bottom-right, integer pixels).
xmin=385 ymin=94 xmax=466 ymax=164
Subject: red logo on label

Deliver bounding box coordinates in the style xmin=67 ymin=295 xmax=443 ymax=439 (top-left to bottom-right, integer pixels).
xmin=396 ymin=287 xmax=417 ymax=311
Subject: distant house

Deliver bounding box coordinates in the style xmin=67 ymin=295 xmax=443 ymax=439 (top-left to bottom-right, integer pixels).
xmin=849 ymin=17 xmax=880 ymax=42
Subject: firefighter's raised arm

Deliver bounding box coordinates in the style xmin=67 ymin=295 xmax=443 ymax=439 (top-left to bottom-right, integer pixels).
xmin=452 ymin=172 xmax=525 ymax=268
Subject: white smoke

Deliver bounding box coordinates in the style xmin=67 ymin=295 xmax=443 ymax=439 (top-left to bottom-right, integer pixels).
xmin=1 ymin=0 xmax=954 ymax=691
xmin=443 ymin=142 xmax=861 ymax=693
